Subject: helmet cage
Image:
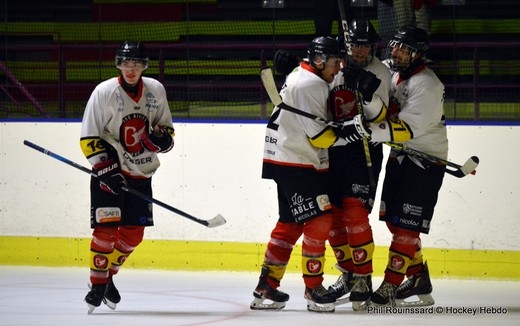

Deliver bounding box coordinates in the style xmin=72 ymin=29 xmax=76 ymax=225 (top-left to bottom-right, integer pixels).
xmin=346 ymin=20 xmax=381 ymax=66
xmin=387 ymin=40 xmax=418 ymax=71
xmin=347 ymin=41 xmax=377 ymax=67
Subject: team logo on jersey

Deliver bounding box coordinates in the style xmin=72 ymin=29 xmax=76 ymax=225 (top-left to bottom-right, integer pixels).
xmin=145 ymin=92 xmax=160 ymax=111
xmin=329 ymin=86 xmax=357 ymax=122
xmin=116 ymin=91 xmax=124 ymax=112
xmin=120 ymin=113 xmax=150 ymax=155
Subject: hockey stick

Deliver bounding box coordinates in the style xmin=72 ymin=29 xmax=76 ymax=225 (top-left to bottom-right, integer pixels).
xmin=355 ymin=89 xmax=376 ymax=188
xmin=23 ymin=140 xmax=226 ymax=228
xmin=260 ymin=67 xmax=479 ymax=178
xmin=384 ymin=142 xmax=479 ymax=178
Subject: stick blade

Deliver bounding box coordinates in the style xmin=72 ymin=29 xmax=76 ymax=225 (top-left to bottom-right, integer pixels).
xmin=460 ymin=156 xmax=479 ymax=176
xmin=260 ymin=67 xmax=283 ymax=106
xmin=205 ymin=213 xmax=226 ymax=228
xmin=445 ymin=156 xmax=479 ymax=178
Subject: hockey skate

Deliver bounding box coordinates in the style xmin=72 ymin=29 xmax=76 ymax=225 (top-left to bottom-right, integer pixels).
xmin=327 ymin=270 xmax=354 ymax=306
xmin=395 ymin=262 xmax=435 ymax=307
xmin=104 ymin=278 xmax=121 ymax=310
xmin=85 ymin=283 xmax=107 ymax=314
xmin=304 ymin=285 xmax=336 ymax=313
xmin=349 ymin=275 xmax=372 ymax=311
xmin=250 ymin=266 xmax=290 ymax=310
xmin=370 ymin=281 xmax=398 ymax=307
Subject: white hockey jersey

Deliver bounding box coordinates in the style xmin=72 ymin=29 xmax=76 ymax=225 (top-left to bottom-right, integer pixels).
xmin=80 ymin=76 xmax=174 ymax=178
xmin=370 ymin=65 xmax=448 ymax=159
xmin=262 ymin=63 xmax=333 ymax=179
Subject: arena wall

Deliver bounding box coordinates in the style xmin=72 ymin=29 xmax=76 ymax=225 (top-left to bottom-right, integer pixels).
xmin=1 ymin=121 xmax=519 ymax=279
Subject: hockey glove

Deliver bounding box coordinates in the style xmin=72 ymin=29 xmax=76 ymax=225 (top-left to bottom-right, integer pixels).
xmin=93 ymin=159 xmax=127 ymax=195
xmin=140 ymin=125 xmax=175 ymax=153
xmin=342 ymin=63 xmax=381 ymax=102
xmin=273 ymin=49 xmax=300 ymax=76
xmin=333 ymin=114 xmax=371 ymax=143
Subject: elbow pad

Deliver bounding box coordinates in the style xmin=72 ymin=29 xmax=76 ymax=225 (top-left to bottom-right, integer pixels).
xmin=369 ymin=118 xmax=413 ymax=142
xmin=309 ymin=127 xmax=338 ymax=148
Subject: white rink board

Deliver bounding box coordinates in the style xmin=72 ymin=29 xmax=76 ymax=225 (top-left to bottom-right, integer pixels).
xmin=1 ymin=121 xmax=519 ymax=251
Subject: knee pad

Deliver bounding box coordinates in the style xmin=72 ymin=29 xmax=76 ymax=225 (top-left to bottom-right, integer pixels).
xmin=91 ymin=226 xmax=117 ymax=252
xmin=303 ymin=213 xmax=333 ymax=245
xmin=329 ymin=206 xmax=348 ymax=246
xmin=115 ymin=226 xmax=145 ymax=251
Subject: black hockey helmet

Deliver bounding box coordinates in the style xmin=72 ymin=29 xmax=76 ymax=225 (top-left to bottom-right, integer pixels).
xmin=347 ymin=19 xmax=381 ymax=66
xmin=348 ymin=19 xmax=381 ymax=45
xmin=115 ymin=41 xmax=149 ymax=69
xmin=308 ymin=36 xmax=342 ymax=66
xmin=388 ymin=25 xmax=429 ymax=72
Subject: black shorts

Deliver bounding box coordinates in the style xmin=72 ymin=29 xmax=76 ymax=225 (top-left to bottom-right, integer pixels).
xmin=379 ymin=154 xmax=445 ymax=234
xmin=275 ymin=171 xmax=332 ymax=224
xmin=90 ymin=176 xmax=154 ymax=228
xmin=327 ymin=142 xmax=383 ymax=211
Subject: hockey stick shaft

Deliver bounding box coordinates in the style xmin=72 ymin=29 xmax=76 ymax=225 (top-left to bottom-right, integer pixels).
xmin=355 ymin=88 xmax=376 ymax=188
xmin=23 ymin=140 xmax=226 ymax=228
xmin=260 ymin=67 xmax=478 ymax=178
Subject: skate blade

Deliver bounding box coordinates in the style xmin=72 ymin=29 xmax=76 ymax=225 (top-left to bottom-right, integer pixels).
xmin=352 ymin=300 xmax=371 ymax=311
xmin=87 ymin=304 xmax=96 ymax=315
xmin=104 ymin=299 xmax=117 ymax=310
xmin=250 ymin=297 xmax=286 ymax=310
xmin=395 ymin=293 xmax=435 ymax=307
xmin=333 ymin=296 xmax=351 ymax=306
xmin=306 ymin=300 xmax=335 ymax=313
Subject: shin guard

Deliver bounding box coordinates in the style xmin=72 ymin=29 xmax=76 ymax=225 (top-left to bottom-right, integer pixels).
xmin=329 ymin=206 xmax=354 ymax=272
xmin=343 ymin=197 xmax=374 ymax=275
xmin=302 ymin=213 xmax=332 ymax=288
xmin=384 ymin=223 xmax=420 ymax=285
xmin=89 ymin=227 xmax=117 ymax=284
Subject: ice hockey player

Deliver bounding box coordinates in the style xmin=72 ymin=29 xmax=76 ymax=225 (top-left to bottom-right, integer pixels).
xmin=326 ymin=19 xmax=391 ymax=311
xmin=80 ymin=41 xmax=175 ymax=314
xmin=251 ymin=35 xmax=368 ymax=313
xmin=357 ymin=25 xmax=445 ymax=307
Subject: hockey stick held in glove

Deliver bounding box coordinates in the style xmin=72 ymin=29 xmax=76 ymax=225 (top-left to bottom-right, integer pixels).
xmin=23 ymin=140 xmax=226 ymax=228
xmin=260 ymin=67 xmax=479 ymax=178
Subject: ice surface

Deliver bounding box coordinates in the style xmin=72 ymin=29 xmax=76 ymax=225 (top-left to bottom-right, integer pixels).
xmin=0 ymin=266 xmax=518 ymax=326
